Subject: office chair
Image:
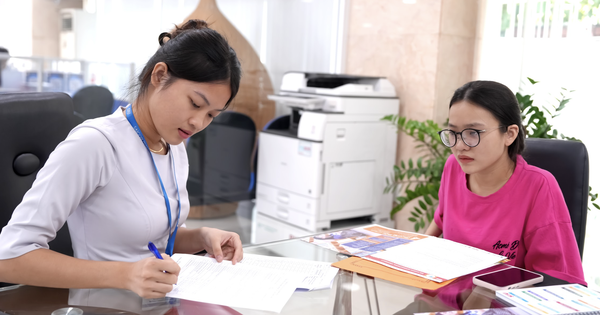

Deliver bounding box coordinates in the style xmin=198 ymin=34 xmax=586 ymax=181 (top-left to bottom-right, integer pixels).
xmin=521 ymin=138 xmax=589 ymax=257
xmin=186 ymin=111 xmax=257 ymax=218
xmin=72 ymin=85 xmax=114 ymax=120
xmin=0 ymin=93 xmax=80 ymax=269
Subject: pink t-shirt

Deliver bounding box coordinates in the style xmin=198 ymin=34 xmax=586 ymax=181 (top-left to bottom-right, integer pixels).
xmin=434 ymin=155 xmax=586 ymax=285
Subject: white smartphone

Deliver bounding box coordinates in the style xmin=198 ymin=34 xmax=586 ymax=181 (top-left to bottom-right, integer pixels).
xmin=472 ymin=266 xmax=544 ymax=291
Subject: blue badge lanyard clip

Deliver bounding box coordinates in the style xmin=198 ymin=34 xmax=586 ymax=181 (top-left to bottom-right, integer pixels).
xmin=125 ymin=105 xmax=181 ymax=256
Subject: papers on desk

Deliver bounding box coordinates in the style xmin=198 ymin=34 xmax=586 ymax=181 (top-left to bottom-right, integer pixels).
xmin=166 ymin=254 xmax=339 ymax=313
xmin=238 ymin=254 xmax=339 ymax=291
xmin=414 ymin=307 xmax=531 ymax=315
xmin=332 ymin=257 xmax=456 ymax=290
xmin=310 ymin=225 xmax=508 ymax=287
xmin=301 ymin=224 xmax=428 ymax=257
xmin=496 ymin=284 xmax=600 ymax=315
xmin=364 ymin=237 xmax=507 ymax=283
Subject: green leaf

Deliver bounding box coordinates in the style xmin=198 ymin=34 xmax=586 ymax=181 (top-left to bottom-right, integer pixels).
xmin=408 ymin=217 xmax=417 ymax=222
xmin=423 ymin=194 xmax=433 ymax=205
xmin=408 ymin=159 xmax=413 ymax=169
xmin=556 ymin=98 xmax=570 ymax=112
xmin=427 ymin=210 xmax=434 ymax=222
xmin=419 ymin=200 xmax=427 ymax=210
xmin=527 ymin=77 xmax=539 ymax=84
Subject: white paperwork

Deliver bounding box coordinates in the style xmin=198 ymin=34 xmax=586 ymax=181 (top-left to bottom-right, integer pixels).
xmin=237 ymin=253 xmax=339 ymax=291
xmin=167 ymin=253 xmax=340 ymax=313
xmin=364 ymin=236 xmax=506 ymax=282
xmin=167 ymin=254 xmax=302 ymax=313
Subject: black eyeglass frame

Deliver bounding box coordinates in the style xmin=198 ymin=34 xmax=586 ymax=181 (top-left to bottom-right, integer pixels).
xmin=437 ymin=126 xmax=505 ymax=148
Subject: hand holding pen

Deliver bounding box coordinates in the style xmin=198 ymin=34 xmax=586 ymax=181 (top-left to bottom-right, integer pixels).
xmin=148 ymin=242 xmax=164 ymax=260
xmin=123 ymin=242 xmax=180 ymax=299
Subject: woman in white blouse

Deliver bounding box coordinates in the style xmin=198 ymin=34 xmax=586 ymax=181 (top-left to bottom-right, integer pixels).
xmin=0 ymin=20 xmax=243 ymax=299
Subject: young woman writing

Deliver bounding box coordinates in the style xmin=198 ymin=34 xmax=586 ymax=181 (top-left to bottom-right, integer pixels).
xmin=0 ymin=20 xmax=244 ymax=299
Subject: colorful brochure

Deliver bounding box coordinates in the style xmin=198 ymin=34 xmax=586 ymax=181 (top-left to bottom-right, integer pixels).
xmin=414 ymin=307 xmax=531 ymax=315
xmin=301 ymin=224 xmax=428 ymax=257
xmin=496 ymin=284 xmax=600 ymax=315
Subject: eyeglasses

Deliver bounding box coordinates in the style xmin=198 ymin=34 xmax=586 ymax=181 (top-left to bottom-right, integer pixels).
xmin=438 ymin=127 xmax=504 ymax=148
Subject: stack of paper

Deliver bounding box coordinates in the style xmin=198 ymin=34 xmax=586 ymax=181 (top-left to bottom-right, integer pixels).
xmin=301 ymin=224 xmax=428 ymax=257
xmin=238 ymin=254 xmax=339 ymax=291
xmin=496 ymin=284 xmax=600 ymax=315
xmin=414 ymin=307 xmax=531 ymax=315
xmin=363 ymin=236 xmax=507 ymax=282
xmin=166 ymin=254 xmax=339 ymax=313
xmin=307 ymin=225 xmax=507 ymax=288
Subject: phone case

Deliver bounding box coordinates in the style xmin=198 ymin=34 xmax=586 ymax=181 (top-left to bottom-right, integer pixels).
xmin=472 ymin=266 xmax=544 ymax=291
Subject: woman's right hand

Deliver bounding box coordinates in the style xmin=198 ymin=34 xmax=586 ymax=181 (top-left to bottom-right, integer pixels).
xmin=125 ymin=253 xmax=180 ymax=298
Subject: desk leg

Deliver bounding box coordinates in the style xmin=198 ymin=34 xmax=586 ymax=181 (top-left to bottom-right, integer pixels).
xmin=333 ymin=269 xmax=353 ymax=315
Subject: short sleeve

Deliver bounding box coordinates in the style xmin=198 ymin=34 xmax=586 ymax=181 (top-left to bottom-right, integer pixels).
xmin=434 ymin=156 xmax=454 ymax=229
xmin=0 ymin=127 xmax=115 ymax=259
xmin=522 ymin=175 xmax=586 ymax=285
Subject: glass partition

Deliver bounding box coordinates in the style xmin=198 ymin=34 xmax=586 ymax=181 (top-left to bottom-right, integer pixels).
xmin=0 ymin=55 xmax=134 ymax=99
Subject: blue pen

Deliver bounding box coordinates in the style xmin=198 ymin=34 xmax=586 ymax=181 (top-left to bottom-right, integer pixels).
xmin=148 ymin=242 xmax=163 ymax=260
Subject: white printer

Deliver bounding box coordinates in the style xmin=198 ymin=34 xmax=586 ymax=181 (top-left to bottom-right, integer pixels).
xmin=256 ymin=72 xmax=400 ymax=232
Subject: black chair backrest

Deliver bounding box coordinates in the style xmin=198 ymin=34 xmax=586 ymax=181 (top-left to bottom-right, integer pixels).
xmin=187 ymin=111 xmax=257 ymax=206
xmin=72 ymin=85 xmax=114 ymax=120
xmin=0 ymin=92 xmax=79 ymax=258
xmin=522 ymin=138 xmax=589 ymax=257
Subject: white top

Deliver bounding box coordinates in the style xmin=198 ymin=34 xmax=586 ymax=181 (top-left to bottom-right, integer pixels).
xmin=0 ymin=107 xmax=190 ymax=263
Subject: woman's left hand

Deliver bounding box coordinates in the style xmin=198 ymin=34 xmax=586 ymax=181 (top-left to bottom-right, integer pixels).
xmin=198 ymin=227 xmax=243 ymax=264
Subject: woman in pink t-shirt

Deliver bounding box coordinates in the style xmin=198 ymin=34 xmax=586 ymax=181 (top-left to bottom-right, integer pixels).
xmin=425 ymin=80 xmax=585 ymax=285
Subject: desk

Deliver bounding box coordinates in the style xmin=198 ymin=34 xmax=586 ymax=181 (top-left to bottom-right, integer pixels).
xmin=0 ymin=238 xmax=565 ymax=315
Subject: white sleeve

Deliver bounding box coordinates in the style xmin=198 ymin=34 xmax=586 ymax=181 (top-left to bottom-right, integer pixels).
xmin=0 ymin=126 xmax=115 ymax=259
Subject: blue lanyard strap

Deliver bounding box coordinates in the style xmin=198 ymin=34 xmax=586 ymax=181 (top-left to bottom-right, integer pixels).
xmin=125 ymin=105 xmax=181 ymax=256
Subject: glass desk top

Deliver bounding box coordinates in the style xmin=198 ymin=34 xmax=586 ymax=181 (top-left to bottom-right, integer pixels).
xmin=0 ymin=237 xmax=565 ymax=315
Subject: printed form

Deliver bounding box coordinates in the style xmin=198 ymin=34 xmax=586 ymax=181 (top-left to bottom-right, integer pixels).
xmin=167 ymin=254 xmax=303 ymax=313
xmin=238 ymin=254 xmax=339 ymax=291
xmin=364 ymin=237 xmax=506 ymax=282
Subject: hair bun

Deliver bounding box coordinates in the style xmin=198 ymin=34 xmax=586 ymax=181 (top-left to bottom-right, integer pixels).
xmin=158 ymin=32 xmax=172 ymax=46
xmin=158 ymin=20 xmax=210 ymax=46
xmin=179 ymin=19 xmax=209 ymax=31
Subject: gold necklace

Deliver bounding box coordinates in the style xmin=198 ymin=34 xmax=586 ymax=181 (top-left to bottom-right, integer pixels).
xmin=148 ymin=140 xmax=165 ymax=153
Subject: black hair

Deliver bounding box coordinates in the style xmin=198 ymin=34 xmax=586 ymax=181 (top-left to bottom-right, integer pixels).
xmin=449 ymin=80 xmax=525 ymax=162
xmin=136 ymin=19 xmax=241 ymax=108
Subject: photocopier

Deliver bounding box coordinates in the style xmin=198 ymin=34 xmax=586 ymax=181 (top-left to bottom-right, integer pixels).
xmin=255 ymin=72 xmax=400 ymax=233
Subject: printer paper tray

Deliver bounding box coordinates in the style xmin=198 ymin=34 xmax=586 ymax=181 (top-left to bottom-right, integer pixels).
xmin=267 ymin=94 xmax=325 ymax=110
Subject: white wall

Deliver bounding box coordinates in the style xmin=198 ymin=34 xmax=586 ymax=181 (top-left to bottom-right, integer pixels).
xmin=77 ymin=0 xmax=345 ymax=106
xmin=0 ymin=0 xmax=33 ymax=56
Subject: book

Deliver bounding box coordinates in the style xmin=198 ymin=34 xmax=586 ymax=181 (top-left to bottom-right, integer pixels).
xmin=414 ymin=307 xmax=531 ymax=315
xmin=496 ymin=284 xmax=600 ymax=315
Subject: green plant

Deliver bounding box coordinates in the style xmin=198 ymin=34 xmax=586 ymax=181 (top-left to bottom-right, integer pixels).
xmin=385 ymin=78 xmax=599 ymax=232
xmin=381 ymin=116 xmax=450 ymax=232
xmin=517 ymin=78 xmax=575 ymax=140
